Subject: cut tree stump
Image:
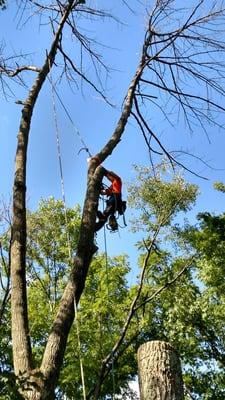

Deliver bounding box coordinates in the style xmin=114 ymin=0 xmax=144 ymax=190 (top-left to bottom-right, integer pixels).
xmin=138 ymin=340 xmax=184 ymax=400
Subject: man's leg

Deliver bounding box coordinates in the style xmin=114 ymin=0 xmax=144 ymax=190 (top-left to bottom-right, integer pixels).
xmin=95 ymin=210 xmax=107 ymax=232
xmin=95 ymin=203 xmax=114 ymax=232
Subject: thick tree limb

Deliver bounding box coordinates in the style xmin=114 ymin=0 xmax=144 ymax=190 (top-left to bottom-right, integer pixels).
xmin=10 ymin=0 xmax=79 ymax=389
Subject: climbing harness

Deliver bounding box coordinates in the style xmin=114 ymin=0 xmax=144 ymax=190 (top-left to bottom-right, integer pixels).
xmin=100 ymin=188 xmax=127 ymax=233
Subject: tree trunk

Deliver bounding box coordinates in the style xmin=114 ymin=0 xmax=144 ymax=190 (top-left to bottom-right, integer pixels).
xmin=10 ymin=0 xmax=78 ymax=396
xmin=138 ymin=340 xmax=184 ymax=400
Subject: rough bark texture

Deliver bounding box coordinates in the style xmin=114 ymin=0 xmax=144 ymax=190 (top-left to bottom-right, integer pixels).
xmin=11 ymin=103 xmax=33 ymax=376
xmin=10 ymin=1 xmax=78 ymax=398
xmin=138 ymin=341 xmax=184 ymax=400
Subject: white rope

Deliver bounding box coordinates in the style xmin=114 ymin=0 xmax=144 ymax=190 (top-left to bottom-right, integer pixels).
xmin=47 ymin=76 xmax=92 ymax=158
xmin=103 ymin=213 xmax=116 ymax=400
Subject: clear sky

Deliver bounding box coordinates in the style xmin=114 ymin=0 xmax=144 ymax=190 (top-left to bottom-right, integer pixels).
xmin=1 ymin=1 xmax=225 ymax=283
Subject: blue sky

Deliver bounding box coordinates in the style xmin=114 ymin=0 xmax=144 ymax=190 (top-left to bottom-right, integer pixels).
xmin=1 ymin=1 xmax=225 ymax=282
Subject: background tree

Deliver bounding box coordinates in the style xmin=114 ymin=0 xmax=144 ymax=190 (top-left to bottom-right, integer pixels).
xmin=1 ymin=1 xmax=225 ymax=398
xmin=1 ymin=172 xmax=225 ymax=398
xmin=180 ymin=204 xmax=225 ymax=399
xmin=0 ymin=199 xmax=11 ymax=325
xmin=127 ymin=168 xmax=225 ymax=399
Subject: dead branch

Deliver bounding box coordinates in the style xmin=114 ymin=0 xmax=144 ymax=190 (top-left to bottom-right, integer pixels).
xmin=57 ymin=43 xmax=113 ymax=106
xmin=0 ymin=65 xmax=41 ymax=77
xmin=128 ymin=0 xmax=225 ymax=168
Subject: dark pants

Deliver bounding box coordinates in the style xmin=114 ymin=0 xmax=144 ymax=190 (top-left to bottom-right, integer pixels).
xmin=95 ymin=194 xmax=121 ymax=232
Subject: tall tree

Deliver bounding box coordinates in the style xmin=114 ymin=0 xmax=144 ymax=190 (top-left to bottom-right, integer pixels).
xmin=1 ymin=1 xmax=225 ymax=398
xmin=1 ymin=177 xmax=225 ymax=399
xmin=128 ymin=169 xmax=225 ymax=399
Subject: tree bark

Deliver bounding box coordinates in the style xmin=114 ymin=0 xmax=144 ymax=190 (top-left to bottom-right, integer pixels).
xmin=138 ymin=340 xmax=184 ymax=400
xmin=10 ymin=0 xmax=77 ymax=395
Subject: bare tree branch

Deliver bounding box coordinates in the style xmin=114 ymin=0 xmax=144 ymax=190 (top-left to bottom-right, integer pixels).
xmin=0 ymin=65 xmax=41 ymax=77
xmin=4 ymin=1 xmax=225 ymax=398
xmin=57 ymin=43 xmax=113 ymax=106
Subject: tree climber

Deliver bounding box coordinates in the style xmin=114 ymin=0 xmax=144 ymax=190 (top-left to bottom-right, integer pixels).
xmin=95 ymin=168 xmax=123 ymax=232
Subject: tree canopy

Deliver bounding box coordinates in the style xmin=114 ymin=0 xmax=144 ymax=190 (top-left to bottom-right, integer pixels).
xmin=1 ymin=1 xmax=225 ymax=399
xmin=1 ymin=170 xmax=225 ymax=399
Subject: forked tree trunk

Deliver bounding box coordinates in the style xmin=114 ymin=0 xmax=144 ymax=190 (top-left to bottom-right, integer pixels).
xmin=9 ymin=2 xmax=152 ymax=397
xmin=138 ymin=340 xmax=184 ymax=400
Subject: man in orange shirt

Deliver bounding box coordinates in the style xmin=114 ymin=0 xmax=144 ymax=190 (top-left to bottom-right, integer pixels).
xmin=95 ymin=169 xmax=122 ymax=232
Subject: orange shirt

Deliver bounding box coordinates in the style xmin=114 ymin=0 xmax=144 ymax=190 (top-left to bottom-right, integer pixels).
xmin=105 ymin=176 xmax=122 ymax=195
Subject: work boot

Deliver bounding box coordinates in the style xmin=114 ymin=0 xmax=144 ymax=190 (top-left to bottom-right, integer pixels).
xmin=95 ymin=211 xmax=107 ymax=232
xmin=108 ymin=215 xmax=118 ymax=231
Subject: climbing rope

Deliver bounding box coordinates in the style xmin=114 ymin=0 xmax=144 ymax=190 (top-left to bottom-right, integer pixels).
xmin=49 ymin=71 xmax=87 ymax=400
xmin=47 ymin=75 xmax=92 ymax=158
xmin=102 ymin=201 xmax=116 ymax=399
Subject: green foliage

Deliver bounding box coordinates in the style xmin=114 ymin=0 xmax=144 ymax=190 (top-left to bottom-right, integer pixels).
xmin=184 ymin=369 xmax=225 ymax=400
xmin=26 ymin=198 xmax=81 ymax=362
xmin=213 ymin=181 xmax=225 ymax=193
xmin=0 ymin=198 xmax=82 ymax=396
xmin=0 ymin=307 xmax=15 ymax=399
xmin=0 ymin=198 xmax=139 ymax=399
xmin=182 ymin=211 xmax=225 ymax=378
xmin=136 ymin=253 xmax=225 ymax=400
xmin=128 ymin=165 xmax=198 ymax=231
xmin=58 ymin=254 xmax=139 ymax=399
xmin=0 ymin=371 xmax=23 ymax=400
xmin=187 ymin=211 xmax=225 ymax=291
xmin=0 ymin=223 xmax=12 ymax=397
xmin=26 ymin=197 xmax=81 ymax=301
xmin=27 ymin=197 xmax=80 ymax=266
xmin=1 ymin=175 xmax=225 ymax=399
xmin=128 ymin=166 xmax=225 ymax=399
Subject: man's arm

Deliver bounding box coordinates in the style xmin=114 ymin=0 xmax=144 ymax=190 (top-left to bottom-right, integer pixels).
xmin=105 ymin=170 xmax=120 ymax=182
